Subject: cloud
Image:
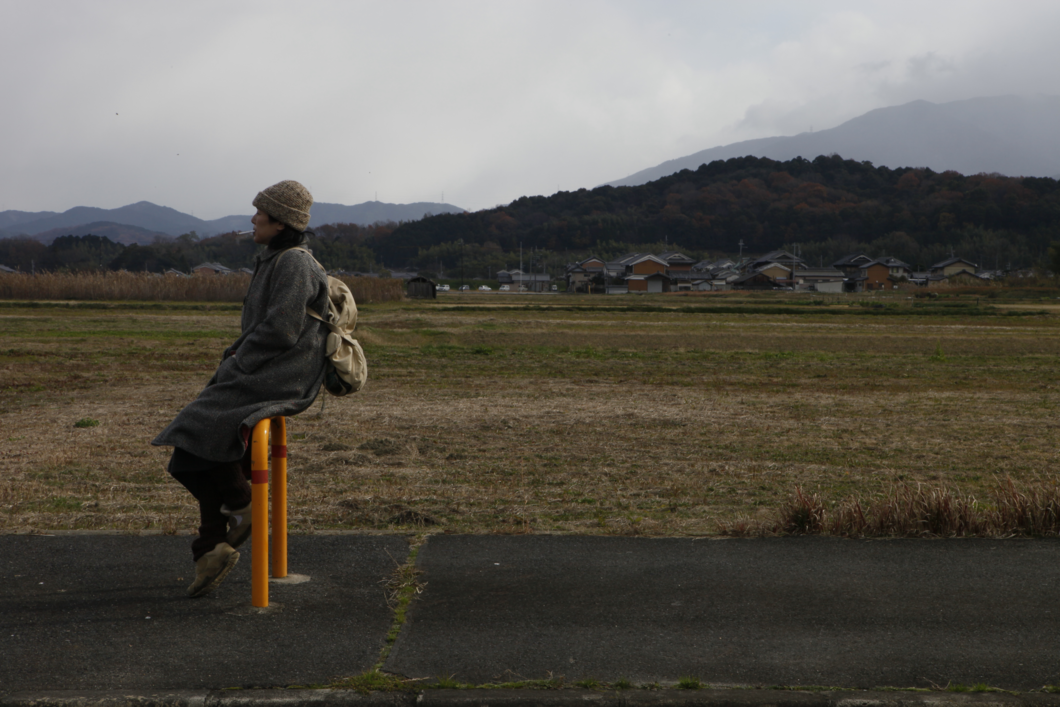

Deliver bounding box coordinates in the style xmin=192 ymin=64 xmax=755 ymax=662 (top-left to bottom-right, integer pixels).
xmin=906 ymin=52 xmax=957 ymax=81
xmin=712 ymin=2 xmax=1060 ymax=146
xmin=2 ymin=0 xmax=1060 ymax=217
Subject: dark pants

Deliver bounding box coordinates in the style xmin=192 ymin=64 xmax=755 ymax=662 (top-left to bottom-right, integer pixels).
xmin=169 ymin=446 xmax=253 ymax=561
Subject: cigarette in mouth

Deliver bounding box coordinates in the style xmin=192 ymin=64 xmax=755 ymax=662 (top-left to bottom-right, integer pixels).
xmin=237 ymin=231 xmax=252 ymax=235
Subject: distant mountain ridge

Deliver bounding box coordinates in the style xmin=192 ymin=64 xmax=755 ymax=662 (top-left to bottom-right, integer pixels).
xmin=307 ymin=201 xmax=466 ymax=229
xmin=0 ymin=199 xmax=466 ymax=240
xmin=29 ymin=222 xmax=171 ymax=246
xmin=606 ymin=95 xmax=1060 ymax=188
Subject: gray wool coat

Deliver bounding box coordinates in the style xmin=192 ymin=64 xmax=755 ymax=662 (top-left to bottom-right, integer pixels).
xmin=153 ymin=245 xmax=329 ymax=462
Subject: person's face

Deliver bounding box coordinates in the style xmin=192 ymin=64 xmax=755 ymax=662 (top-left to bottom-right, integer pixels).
xmin=251 ymin=209 xmax=284 ymax=245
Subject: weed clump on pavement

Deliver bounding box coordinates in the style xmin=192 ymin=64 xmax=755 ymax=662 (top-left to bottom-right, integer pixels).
xmin=946 ymin=682 xmax=1003 ymax=693
xmin=330 ymin=670 xmax=414 ymax=694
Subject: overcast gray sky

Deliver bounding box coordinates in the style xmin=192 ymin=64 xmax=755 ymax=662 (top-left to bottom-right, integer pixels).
xmin=4 ymin=0 xmax=1060 ymax=219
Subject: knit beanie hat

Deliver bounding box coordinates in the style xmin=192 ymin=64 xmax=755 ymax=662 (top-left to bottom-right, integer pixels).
xmin=252 ymin=180 xmax=313 ymax=232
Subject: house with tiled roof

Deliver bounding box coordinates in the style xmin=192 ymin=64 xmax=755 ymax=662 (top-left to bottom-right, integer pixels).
xmin=657 ymin=251 xmax=697 ymax=289
xmin=748 ymin=249 xmax=805 ymax=272
xmin=192 ymin=262 xmax=233 ymax=276
xmin=876 ymin=257 xmax=912 ymax=279
xmin=792 ymin=267 xmax=845 ymax=293
xmin=850 ymin=260 xmax=897 ymax=291
xmin=565 ymin=256 xmax=607 ymax=292
xmin=930 ymin=257 xmax=977 ymax=277
xmin=622 ymin=254 xmax=669 ymax=276
xmin=920 ymin=256 xmax=990 ymax=287
xmin=734 ymin=264 xmax=791 ymax=290
xmin=833 ymin=254 xmax=874 ymax=276
xmin=627 ymin=271 xmax=672 ymax=293
xmin=847 ymin=257 xmax=913 ymax=292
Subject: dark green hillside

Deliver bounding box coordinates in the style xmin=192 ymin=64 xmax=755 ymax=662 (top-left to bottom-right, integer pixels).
xmin=6 ymin=155 xmax=1060 ymax=275
xmin=372 ymin=155 xmax=1060 ymax=267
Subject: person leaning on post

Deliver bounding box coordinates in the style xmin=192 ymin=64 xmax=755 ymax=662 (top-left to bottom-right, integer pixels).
xmin=152 ymin=180 xmax=329 ymax=598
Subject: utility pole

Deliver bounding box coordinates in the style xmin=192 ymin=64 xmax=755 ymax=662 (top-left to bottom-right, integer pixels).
xmin=457 ymin=238 xmax=464 ymax=288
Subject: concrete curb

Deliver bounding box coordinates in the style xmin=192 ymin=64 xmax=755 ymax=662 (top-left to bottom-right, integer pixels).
xmin=4 ymin=690 xmax=1060 ymax=707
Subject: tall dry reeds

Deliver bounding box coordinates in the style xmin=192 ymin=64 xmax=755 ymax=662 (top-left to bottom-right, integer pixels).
xmin=776 ymin=486 xmax=827 ymax=534
xmin=335 ymin=275 xmax=405 ymax=304
xmin=0 ymin=271 xmax=405 ymax=304
xmin=0 ymin=271 xmax=250 ymax=302
xmin=993 ymin=477 xmax=1060 ymax=536
xmin=723 ymin=479 xmax=1060 ymax=538
xmin=831 ymin=484 xmax=987 ymax=537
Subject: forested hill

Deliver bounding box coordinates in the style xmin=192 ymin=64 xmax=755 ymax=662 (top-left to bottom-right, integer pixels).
xmin=375 ymin=155 xmax=1060 ymax=266
xmin=7 ymin=155 xmax=1060 ymax=275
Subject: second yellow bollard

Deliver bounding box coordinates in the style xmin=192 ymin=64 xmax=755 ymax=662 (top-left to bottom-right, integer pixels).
xmin=271 ymin=416 xmax=287 ymax=579
xmin=250 ymin=419 xmax=271 ymax=607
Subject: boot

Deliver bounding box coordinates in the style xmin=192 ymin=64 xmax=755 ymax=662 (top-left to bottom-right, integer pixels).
xmin=186 ymin=542 xmax=239 ymax=598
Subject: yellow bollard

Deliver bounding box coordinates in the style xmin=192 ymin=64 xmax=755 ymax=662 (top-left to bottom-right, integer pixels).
xmin=271 ymin=416 xmax=287 ymax=578
xmin=249 ymin=417 xmax=289 ymax=607
xmin=250 ymin=419 xmax=271 ymax=608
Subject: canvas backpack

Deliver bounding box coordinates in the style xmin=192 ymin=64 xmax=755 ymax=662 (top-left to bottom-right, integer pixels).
xmin=287 ymin=247 xmax=368 ymax=396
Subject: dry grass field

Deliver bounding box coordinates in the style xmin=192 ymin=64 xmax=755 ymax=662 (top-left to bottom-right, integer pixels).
xmin=2 ymin=291 xmax=1060 ymax=538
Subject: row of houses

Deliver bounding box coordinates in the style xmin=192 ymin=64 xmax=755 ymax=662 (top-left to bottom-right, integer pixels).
xmin=0 ymin=252 xmax=991 ymax=295
xmin=565 ymin=250 xmax=990 ymax=294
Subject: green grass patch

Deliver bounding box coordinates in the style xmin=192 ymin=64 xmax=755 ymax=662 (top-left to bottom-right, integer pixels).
xmin=427 ymin=675 xmax=472 ymax=689
xmin=676 ymin=676 xmax=706 ymax=689
xmin=43 ymin=497 xmax=83 ymax=512
xmin=475 ymin=679 xmax=565 ymax=689
xmin=329 ymin=670 xmax=415 ymax=694
xmin=375 ymin=540 xmax=425 ymax=668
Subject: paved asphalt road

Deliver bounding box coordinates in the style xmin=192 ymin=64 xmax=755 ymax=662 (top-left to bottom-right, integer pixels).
xmin=3 ymin=534 xmax=1060 ymax=695
xmin=1 ymin=534 xmax=406 ymax=691
xmin=385 ymin=535 xmax=1060 ymax=690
